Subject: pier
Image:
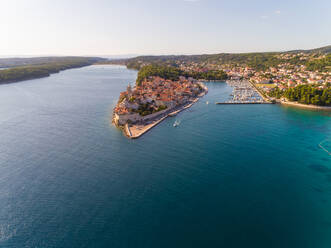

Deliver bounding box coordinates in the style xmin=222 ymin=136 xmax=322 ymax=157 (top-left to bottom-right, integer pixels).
xmin=216 ymin=102 xmax=271 ymax=105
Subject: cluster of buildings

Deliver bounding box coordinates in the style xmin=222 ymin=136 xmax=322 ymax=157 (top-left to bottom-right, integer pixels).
xmin=170 ymin=53 xmax=330 ymax=95
xmin=118 ymin=52 xmax=329 ymax=111
xmin=113 ymin=76 xmax=204 ymax=126
xmin=177 ymin=53 xmax=330 ymax=95
xmin=249 ymin=63 xmax=330 ymax=93
xmin=274 ymin=52 xmax=327 ymax=62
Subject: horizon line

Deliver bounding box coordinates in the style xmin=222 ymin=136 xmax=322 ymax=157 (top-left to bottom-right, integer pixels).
xmin=0 ymin=44 xmax=330 ymax=59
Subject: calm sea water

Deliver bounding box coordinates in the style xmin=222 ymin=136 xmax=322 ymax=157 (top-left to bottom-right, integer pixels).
xmin=0 ymin=65 xmax=330 ymax=248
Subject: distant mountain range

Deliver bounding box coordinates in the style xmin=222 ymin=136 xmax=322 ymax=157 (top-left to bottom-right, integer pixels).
xmin=287 ymin=45 xmax=331 ymax=54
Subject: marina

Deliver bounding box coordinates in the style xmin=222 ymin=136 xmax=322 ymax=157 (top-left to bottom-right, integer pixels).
xmin=216 ymin=80 xmax=271 ymax=104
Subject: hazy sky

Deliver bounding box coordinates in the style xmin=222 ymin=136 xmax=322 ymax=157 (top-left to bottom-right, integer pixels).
xmin=0 ymin=0 xmax=330 ymax=56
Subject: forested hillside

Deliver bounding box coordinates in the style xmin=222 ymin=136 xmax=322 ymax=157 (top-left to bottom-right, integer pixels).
xmin=0 ymin=57 xmax=104 ymax=84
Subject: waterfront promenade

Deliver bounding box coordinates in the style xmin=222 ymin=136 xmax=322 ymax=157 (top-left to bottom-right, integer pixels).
xmin=124 ymin=90 xmax=206 ymax=139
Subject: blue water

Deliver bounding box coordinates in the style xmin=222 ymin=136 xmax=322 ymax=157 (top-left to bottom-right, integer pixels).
xmin=0 ymin=65 xmax=330 ymax=248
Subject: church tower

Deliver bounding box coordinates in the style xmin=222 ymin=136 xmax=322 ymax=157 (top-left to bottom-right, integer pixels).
xmin=127 ymin=84 xmax=132 ymax=98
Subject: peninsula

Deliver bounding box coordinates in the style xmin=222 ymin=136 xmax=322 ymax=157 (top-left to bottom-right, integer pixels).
xmin=112 ymin=71 xmax=207 ymax=138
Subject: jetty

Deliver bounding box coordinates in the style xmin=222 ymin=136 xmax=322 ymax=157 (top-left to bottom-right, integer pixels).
xmin=216 ymin=80 xmax=272 ymax=105
xmin=216 ymin=102 xmax=271 ymax=105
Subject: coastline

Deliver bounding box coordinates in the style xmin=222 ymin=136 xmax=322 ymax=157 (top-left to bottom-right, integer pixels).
xmin=0 ymin=74 xmax=51 ymax=85
xmin=118 ymin=86 xmax=208 ymax=139
xmin=0 ymin=59 xmax=102 ymax=85
xmin=280 ymin=100 xmax=331 ymax=111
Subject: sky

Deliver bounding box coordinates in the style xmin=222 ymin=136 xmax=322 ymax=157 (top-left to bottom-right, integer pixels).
xmin=0 ymin=0 xmax=330 ymax=56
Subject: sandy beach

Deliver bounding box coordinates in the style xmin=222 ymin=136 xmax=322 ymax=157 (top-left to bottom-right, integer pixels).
xmin=280 ymin=101 xmax=331 ymax=111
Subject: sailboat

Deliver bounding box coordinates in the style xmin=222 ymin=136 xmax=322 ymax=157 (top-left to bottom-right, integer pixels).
xmin=206 ymin=101 xmax=209 ymax=104
xmin=173 ymin=120 xmax=180 ymax=127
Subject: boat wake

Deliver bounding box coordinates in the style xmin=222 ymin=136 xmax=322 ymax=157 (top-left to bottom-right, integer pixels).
xmin=319 ymin=139 xmax=331 ymax=156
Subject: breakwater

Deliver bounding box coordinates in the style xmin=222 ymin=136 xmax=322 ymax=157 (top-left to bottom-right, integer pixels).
xmin=216 ymin=102 xmax=272 ymax=105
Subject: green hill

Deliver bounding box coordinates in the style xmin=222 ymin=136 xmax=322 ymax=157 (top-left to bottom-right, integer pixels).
xmin=114 ymin=45 xmax=330 ymax=71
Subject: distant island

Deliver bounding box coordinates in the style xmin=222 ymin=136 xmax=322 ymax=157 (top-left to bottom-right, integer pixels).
xmin=0 ymin=57 xmax=105 ymax=84
xmin=112 ymin=65 xmax=208 ymax=138
xmin=111 ymin=45 xmax=331 ymax=108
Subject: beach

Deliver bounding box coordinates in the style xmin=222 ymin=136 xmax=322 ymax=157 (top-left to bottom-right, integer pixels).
xmin=281 ymin=100 xmax=331 ymax=111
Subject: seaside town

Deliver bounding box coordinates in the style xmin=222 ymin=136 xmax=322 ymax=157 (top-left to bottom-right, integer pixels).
xmin=125 ymin=52 xmax=330 ymax=97
xmin=113 ymin=76 xmax=207 ymax=137
xmin=112 ymin=51 xmax=330 ymax=138
xmin=175 ymin=53 xmax=331 ymax=95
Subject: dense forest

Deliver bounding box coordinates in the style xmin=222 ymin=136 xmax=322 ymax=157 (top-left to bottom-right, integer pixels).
xmin=0 ymin=56 xmax=104 ymax=69
xmin=132 ymin=103 xmax=168 ymax=116
xmin=136 ymin=65 xmax=182 ymax=84
xmin=136 ymin=65 xmax=227 ymax=85
xmin=0 ymin=57 xmax=104 ymax=84
xmin=305 ymin=54 xmax=331 ymax=72
xmin=269 ymin=85 xmax=331 ymax=106
xmin=184 ymin=70 xmax=228 ymax=81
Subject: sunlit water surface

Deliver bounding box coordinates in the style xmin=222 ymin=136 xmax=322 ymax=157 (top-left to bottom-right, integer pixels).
xmin=0 ymin=65 xmax=330 ymax=248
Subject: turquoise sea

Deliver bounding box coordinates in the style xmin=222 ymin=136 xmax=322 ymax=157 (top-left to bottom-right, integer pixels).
xmin=0 ymin=65 xmax=330 ymax=248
